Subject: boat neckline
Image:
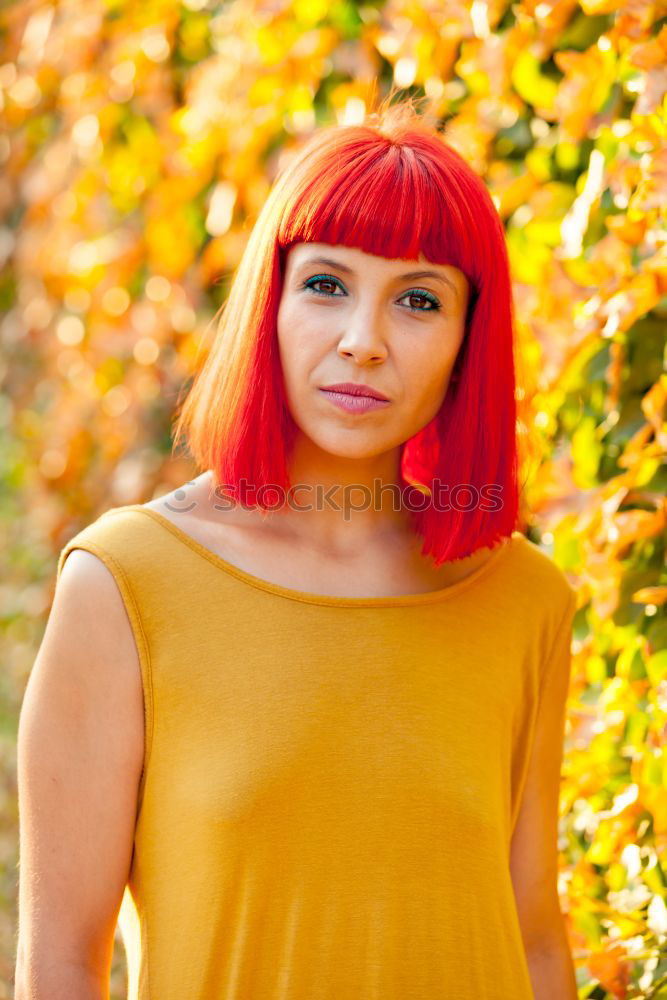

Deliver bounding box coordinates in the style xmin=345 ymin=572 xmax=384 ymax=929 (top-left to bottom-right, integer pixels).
xmin=111 ymin=504 xmax=520 ymax=608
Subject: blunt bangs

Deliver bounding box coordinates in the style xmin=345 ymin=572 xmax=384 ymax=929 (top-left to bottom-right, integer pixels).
xmin=277 ymin=135 xmax=483 ymax=298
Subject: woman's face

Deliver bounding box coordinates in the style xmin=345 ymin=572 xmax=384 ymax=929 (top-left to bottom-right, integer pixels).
xmin=276 ymin=241 xmax=470 ymax=461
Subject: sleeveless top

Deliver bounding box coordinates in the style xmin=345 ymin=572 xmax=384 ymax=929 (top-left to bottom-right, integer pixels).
xmin=56 ymin=504 xmax=577 ymax=1000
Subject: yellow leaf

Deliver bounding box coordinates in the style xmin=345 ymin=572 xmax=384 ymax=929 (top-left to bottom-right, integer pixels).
xmin=511 ymin=50 xmax=558 ymax=110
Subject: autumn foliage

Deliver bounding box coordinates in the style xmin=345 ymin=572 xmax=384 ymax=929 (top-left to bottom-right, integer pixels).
xmin=1 ymin=0 xmax=665 ymax=997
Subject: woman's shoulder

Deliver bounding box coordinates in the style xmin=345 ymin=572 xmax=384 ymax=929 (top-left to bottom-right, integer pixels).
xmin=503 ymin=530 xmax=577 ymax=616
xmin=57 ymin=473 xmax=216 ymax=554
xmin=56 ymin=501 xmax=171 ymax=585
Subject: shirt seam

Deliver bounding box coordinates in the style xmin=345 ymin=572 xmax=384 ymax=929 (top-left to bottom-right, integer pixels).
xmin=536 ymin=586 xmax=577 ymax=710
xmin=118 ymin=505 xmax=517 ymax=608
xmin=57 ymin=536 xmax=155 ymax=818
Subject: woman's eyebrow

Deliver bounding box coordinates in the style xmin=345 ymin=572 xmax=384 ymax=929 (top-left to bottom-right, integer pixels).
xmin=297 ymin=256 xmax=458 ymax=295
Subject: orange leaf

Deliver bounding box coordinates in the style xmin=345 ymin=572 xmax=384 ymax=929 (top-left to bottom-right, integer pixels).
xmin=587 ymin=944 xmax=631 ymax=998
xmin=631 ymin=586 xmax=667 ymax=605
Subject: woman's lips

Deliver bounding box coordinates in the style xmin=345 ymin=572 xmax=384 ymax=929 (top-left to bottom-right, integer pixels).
xmin=319 ymin=389 xmax=392 ymax=413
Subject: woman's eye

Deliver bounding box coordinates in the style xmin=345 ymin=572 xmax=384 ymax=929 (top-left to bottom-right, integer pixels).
xmin=301 ymin=276 xmax=441 ymax=313
xmin=398 ymin=290 xmax=441 ymax=313
xmin=302 ymin=275 xmax=344 ymax=297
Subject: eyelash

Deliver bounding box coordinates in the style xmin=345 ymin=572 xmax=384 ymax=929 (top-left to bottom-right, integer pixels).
xmin=300 ymin=274 xmax=442 ymax=314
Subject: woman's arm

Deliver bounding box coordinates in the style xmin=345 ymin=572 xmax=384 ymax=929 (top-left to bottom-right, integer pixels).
xmin=510 ymin=597 xmax=578 ymax=1000
xmin=15 ymin=549 xmax=145 ymax=999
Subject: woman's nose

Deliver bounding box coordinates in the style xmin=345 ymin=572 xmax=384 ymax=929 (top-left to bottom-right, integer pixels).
xmin=335 ymin=304 xmax=389 ymax=364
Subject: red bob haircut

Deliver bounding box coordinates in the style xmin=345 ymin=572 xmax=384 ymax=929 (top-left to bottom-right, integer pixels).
xmin=172 ymin=97 xmax=520 ymax=565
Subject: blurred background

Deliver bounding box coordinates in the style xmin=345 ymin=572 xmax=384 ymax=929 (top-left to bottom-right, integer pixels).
xmin=1 ymin=0 xmax=666 ymax=996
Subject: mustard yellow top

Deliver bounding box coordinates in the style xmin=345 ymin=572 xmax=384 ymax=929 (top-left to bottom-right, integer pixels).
xmin=56 ymin=504 xmax=577 ymax=1000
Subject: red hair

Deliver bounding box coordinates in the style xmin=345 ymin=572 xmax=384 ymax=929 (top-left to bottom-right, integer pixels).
xmin=172 ymin=98 xmax=520 ymax=564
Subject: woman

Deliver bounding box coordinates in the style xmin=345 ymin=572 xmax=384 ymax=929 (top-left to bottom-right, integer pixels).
xmin=16 ymin=98 xmax=578 ymax=999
